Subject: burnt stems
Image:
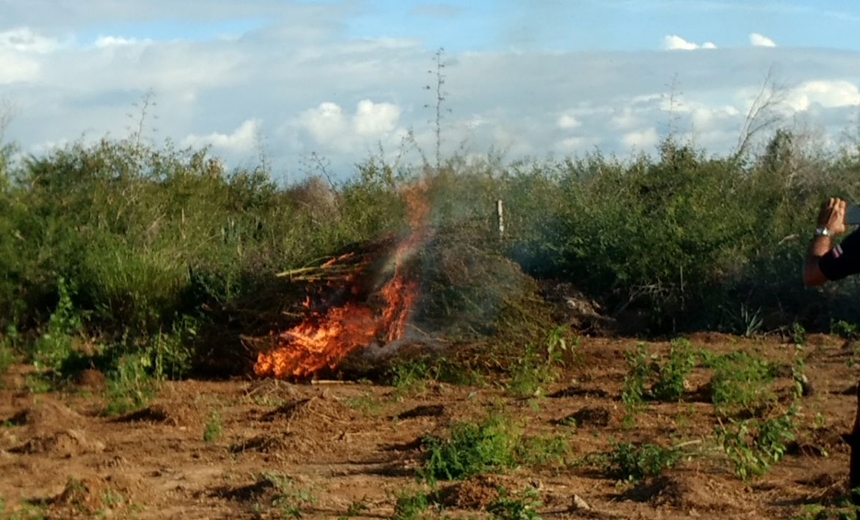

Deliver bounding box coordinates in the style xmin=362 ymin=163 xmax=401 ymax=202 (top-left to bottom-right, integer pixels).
xmin=843 ymin=381 xmax=860 ymax=509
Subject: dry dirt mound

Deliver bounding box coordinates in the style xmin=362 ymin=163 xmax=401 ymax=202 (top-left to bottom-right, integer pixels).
xmin=554 ymin=406 xmax=612 ymax=428
xmin=230 ymin=433 xmax=293 ymax=454
xmin=73 ymin=368 xmax=106 ymax=390
xmin=6 ymin=398 xmax=84 ymax=432
xmin=111 ymin=400 xmax=205 ymax=428
xmin=10 ymin=429 xmax=106 ymax=457
xmin=47 ymin=474 xmax=138 ymax=518
xmin=439 ymin=474 xmax=507 ymax=510
xmin=113 ymin=402 xmax=200 ymax=427
xmin=395 ymin=404 xmax=445 ymax=420
xmin=623 ymin=470 xmax=748 ymax=513
xmin=261 ymin=394 xmax=366 ymax=428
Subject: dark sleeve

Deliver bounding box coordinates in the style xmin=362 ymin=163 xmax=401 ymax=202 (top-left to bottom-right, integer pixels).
xmin=820 ymin=229 xmax=860 ymax=281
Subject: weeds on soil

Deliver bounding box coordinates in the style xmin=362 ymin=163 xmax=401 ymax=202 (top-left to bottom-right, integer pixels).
xmin=714 ymin=405 xmax=797 ymax=481
xmin=706 ymin=350 xmax=776 ymax=418
xmin=487 ymin=486 xmax=543 ymax=520
xmin=252 ymin=472 xmax=315 ymax=520
xmin=621 ymin=338 xmax=696 ymax=417
xmin=589 ymin=441 xmax=683 ymax=483
xmin=419 ymin=411 xmax=570 ymax=486
xmin=203 ymin=410 xmax=223 ymax=443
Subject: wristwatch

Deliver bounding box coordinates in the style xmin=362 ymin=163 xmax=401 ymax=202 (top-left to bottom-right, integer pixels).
xmin=814 ymin=227 xmax=831 ymax=237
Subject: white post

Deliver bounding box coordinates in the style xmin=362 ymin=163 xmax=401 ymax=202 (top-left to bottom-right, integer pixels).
xmin=497 ymin=199 xmax=505 ymax=240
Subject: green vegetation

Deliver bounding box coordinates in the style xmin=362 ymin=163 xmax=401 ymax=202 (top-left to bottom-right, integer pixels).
xmin=0 ymin=113 xmax=858 ymax=386
xmin=506 ymin=327 xmax=571 ymax=398
xmin=252 ymin=472 xmax=315 ymax=519
xmin=592 ymin=441 xmax=683 ymax=483
xmin=391 ymin=489 xmax=432 ymax=520
xmin=714 ymin=407 xmax=797 ymax=481
xmin=620 ymin=338 xmax=697 ymax=424
xmin=418 ymin=412 xmax=570 ymax=485
xmin=203 ymin=410 xmax=223 ymax=443
xmin=487 ymin=486 xmax=543 ymax=520
xmin=706 ymin=350 xmax=776 ymax=418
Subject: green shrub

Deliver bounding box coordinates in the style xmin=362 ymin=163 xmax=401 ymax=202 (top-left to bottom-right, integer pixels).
xmin=707 ymin=350 xmax=776 ymax=418
xmin=597 ymin=441 xmax=682 ymax=482
xmin=622 ymin=339 xmax=697 ymax=410
xmin=420 ymin=413 xmax=520 ymax=483
xmin=714 ymin=407 xmax=797 ymax=480
xmin=487 ymin=486 xmax=543 ymax=520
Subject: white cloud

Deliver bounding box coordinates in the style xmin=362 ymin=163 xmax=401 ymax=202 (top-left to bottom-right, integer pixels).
xmin=622 ymin=128 xmax=660 ymax=150
xmin=0 ymin=52 xmax=40 ymax=84
xmin=749 ymin=33 xmax=776 ymax=47
xmin=661 ymin=35 xmax=717 ymax=51
xmin=354 ymin=100 xmax=400 ymax=137
xmin=299 ymin=102 xmax=348 ymax=144
xmin=2 ymin=2 xmax=860 ymax=178
xmin=662 ymin=35 xmax=698 ymax=51
xmin=785 ymin=80 xmax=860 ymax=111
xmin=557 ymin=113 xmax=581 ymax=129
xmin=294 ymin=99 xmax=404 ymax=155
xmin=183 ymin=118 xmax=261 ymax=154
xmin=557 ymin=136 xmax=598 ymax=153
xmin=94 ymin=35 xmax=152 ymax=48
xmin=611 ymin=108 xmax=642 ymax=130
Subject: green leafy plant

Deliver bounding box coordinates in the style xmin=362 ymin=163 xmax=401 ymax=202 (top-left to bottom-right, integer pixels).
xmin=203 ymin=410 xmax=222 ymax=443
xmin=714 ymin=407 xmax=796 ymax=480
xmin=487 ymin=486 xmax=543 ymax=520
xmin=257 ymin=472 xmax=315 ymax=519
xmin=621 ymin=339 xmax=696 ymax=413
xmin=103 ymin=353 xmax=158 ymax=416
xmin=595 ymin=441 xmax=682 ymax=482
xmin=707 ymin=350 xmax=776 ymax=418
xmin=391 ymin=489 xmax=431 ymax=520
xmin=30 ymin=277 xmax=84 ymax=376
xmin=517 ymin=328 xmax=571 ymax=398
xmin=651 ymin=338 xmax=697 ymax=402
xmin=420 ymin=413 xmax=520 ymax=484
xmin=621 ymin=343 xmax=651 ymax=413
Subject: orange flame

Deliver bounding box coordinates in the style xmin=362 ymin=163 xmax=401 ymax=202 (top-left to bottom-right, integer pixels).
xmin=254 ymin=182 xmax=430 ymax=380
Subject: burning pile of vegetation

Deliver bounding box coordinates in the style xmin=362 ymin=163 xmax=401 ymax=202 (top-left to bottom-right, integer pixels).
xmin=251 ymin=181 xmax=553 ymax=381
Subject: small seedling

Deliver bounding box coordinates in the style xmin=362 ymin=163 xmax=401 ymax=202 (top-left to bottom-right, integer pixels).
xmin=203 ymin=411 xmax=222 ymax=443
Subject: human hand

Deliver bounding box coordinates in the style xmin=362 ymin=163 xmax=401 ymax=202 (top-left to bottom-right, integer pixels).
xmin=817 ymin=197 xmax=847 ymax=236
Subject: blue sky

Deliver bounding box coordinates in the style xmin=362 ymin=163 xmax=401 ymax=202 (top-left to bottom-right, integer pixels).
xmin=62 ymin=1 xmax=860 ymax=52
xmin=2 ymin=0 xmax=860 ymax=180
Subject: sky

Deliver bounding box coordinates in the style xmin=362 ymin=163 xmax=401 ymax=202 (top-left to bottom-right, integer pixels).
xmin=2 ymin=0 xmax=860 ymax=181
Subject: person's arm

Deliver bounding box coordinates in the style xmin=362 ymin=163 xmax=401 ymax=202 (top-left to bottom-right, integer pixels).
xmin=804 ymin=233 xmax=834 ymax=287
xmin=804 ymin=197 xmax=852 ymax=286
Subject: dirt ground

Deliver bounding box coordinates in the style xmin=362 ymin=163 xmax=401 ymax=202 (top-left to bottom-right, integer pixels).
xmin=1 ymin=333 xmax=858 ymax=519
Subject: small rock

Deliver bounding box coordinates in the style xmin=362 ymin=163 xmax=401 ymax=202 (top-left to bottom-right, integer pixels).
xmin=571 ymin=494 xmax=591 ymax=511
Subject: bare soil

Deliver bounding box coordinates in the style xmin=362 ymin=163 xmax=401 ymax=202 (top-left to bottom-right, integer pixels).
xmin=0 ymin=334 xmax=857 ymax=519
